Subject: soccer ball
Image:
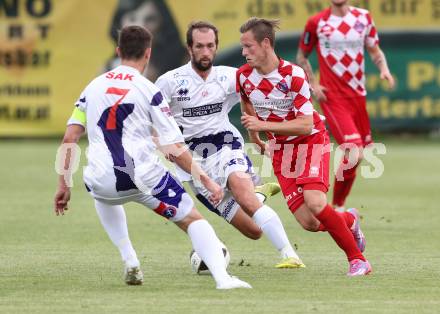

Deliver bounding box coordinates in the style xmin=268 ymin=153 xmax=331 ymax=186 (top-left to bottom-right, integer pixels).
xmin=189 ymin=242 xmax=230 ymax=274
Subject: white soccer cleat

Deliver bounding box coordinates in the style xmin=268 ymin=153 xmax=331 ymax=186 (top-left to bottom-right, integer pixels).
xmin=124 ymin=265 xmax=144 ymax=285
xmin=216 ymin=276 xmax=252 ymax=290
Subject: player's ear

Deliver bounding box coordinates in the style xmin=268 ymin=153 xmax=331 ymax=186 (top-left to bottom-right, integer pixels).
xmin=116 ymin=46 xmax=121 ymax=58
xmin=186 ymin=45 xmax=193 ymax=58
xmin=144 ymin=48 xmax=152 ymax=62
xmin=262 ymin=38 xmax=271 ymax=49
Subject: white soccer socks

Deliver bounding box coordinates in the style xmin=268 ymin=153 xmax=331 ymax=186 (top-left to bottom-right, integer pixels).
xmin=95 ymin=200 xmax=139 ymax=267
xmin=252 ymin=205 xmax=300 ymax=260
xmin=187 ymin=219 xmax=251 ymax=289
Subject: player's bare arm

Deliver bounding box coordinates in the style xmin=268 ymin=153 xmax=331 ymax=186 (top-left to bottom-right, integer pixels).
xmin=54 ymin=124 xmax=85 ymax=216
xmin=367 ymin=45 xmax=395 ymax=90
xmin=158 ymin=142 xmax=224 ymax=205
xmin=296 ymin=49 xmax=327 ymax=102
xmin=242 ymin=113 xmax=313 ymax=136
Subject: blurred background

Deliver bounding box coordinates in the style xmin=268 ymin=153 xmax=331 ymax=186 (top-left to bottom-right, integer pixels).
xmin=1 ymin=0 xmax=440 ymax=137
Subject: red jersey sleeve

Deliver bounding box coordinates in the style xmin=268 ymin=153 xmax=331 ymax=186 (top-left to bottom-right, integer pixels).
xmin=365 ymin=12 xmax=379 ymax=48
xmin=291 ymin=66 xmax=313 ymax=116
xmin=299 ymin=16 xmax=319 ymax=54
xmin=236 ymin=68 xmax=249 ymax=102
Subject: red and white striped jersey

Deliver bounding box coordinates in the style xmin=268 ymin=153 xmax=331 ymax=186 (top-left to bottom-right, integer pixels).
xmin=237 ymin=59 xmax=325 ymax=144
xmin=299 ymin=6 xmax=379 ymax=97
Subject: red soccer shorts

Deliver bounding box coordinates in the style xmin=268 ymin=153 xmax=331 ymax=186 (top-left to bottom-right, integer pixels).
xmin=320 ymin=95 xmax=372 ymax=147
xmin=271 ymin=131 xmax=330 ymax=213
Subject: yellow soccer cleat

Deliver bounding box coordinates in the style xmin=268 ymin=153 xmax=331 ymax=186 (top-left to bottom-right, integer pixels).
xmin=275 ymin=257 xmax=306 ymax=269
xmin=255 ymin=182 xmax=281 ymax=202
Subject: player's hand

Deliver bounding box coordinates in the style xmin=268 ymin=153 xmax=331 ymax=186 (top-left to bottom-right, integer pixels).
xmin=311 ymin=83 xmax=327 ymax=102
xmin=381 ymin=71 xmax=395 ymax=90
xmin=54 ymin=187 xmax=71 ymax=216
xmin=200 ymin=175 xmax=223 ymax=206
xmin=241 ymin=113 xmax=265 ymax=131
xmin=254 ymin=140 xmax=271 ymax=158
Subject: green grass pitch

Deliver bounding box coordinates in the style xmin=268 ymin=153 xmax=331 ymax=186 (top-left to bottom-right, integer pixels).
xmin=0 ymin=138 xmax=439 ymax=313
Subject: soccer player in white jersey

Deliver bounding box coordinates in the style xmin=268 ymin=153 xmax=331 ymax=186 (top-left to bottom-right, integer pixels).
xmin=238 ymin=18 xmax=371 ymax=275
xmin=53 ymin=25 xmax=251 ymax=289
xmin=297 ymin=0 xmax=395 ymax=211
xmin=155 ymin=21 xmax=304 ymax=269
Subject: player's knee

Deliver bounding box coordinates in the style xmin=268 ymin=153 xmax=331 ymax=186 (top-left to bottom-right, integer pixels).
xmin=175 ymin=207 xmax=204 ymax=231
xmin=304 ymin=197 xmax=326 ymax=214
xmin=295 ymin=216 xmax=320 ymax=232
xmin=236 ymin=194 xmax=261 ymax=214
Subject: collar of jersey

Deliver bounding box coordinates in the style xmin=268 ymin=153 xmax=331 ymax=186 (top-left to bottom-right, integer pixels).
xmin=116 ymin=65 xmax=141 ymax=74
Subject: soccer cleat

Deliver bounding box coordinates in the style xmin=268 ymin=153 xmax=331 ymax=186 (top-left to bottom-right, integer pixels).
xmin=216 ymin=276 xmax=252 ymax=290
xmin=347 ymin=259 xmax=372 ymax=276
xmin=275 ymin=257 xmax=306 ymax=269
xmin=347 ymin=208 xmax=366 ymax=252
xmin=255 ymin=182 xmax=281 ymax=201
xmin=124 ymin=266 xmax=144 ymax=285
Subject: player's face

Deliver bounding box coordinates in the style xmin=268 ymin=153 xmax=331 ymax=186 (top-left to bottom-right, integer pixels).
xmin=188 ymin=28 xmax=217 ymax=72
xmin=240 ymin=31 xmax=267 ymax=68
xmin=331 ymin=0 xmax=348 ymax=6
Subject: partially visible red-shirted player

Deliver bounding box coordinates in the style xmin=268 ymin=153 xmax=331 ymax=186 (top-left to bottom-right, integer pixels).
xmin=297 ymin=0 xmax=395 ymax=210
xmin=238 ymin=17 xmax=371 ymax=276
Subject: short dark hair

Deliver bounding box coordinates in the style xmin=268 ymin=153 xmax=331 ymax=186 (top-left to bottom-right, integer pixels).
xmin=239 ymin=17 xmax=280 ymax=47
xmin=118 ymin=25 xmax=153 ymax=60
xmin=186 ymin=21 xmax=219 ymax=47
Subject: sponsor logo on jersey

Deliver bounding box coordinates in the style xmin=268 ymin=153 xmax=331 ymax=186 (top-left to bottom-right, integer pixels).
xmin=182 ymin=102 xmax=223 ymax=117
xmin=354 ymin=21 xmax=365 ymax=33
xmin=177 ymin=88 xmax=190 ymax=101
xmin=253 ymin=98 xmax=292 ymax=111
xmin=320 ymin=24 xmax=334 ymax=37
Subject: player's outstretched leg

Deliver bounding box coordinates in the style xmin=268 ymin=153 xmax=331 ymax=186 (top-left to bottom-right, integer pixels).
xmin=177 ymin=209 xmax=252 ymax=289
xmin=303 ymin=191 xmax=371 ymax=276
xmin=229 ymin=173 xmax=304 ymax=268
xmin=94 ymin=200 xmax=143 ymax=285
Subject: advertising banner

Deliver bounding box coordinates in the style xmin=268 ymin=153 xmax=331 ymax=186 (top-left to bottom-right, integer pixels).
xmin=1 ymin=0 xmax=439 ymax=136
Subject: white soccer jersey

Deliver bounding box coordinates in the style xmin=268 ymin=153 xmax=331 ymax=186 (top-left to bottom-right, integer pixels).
xmin=155 ymin=62 xmax=243 ymax=158
xmin=68 ymin=65 xmax=184 ymax=200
